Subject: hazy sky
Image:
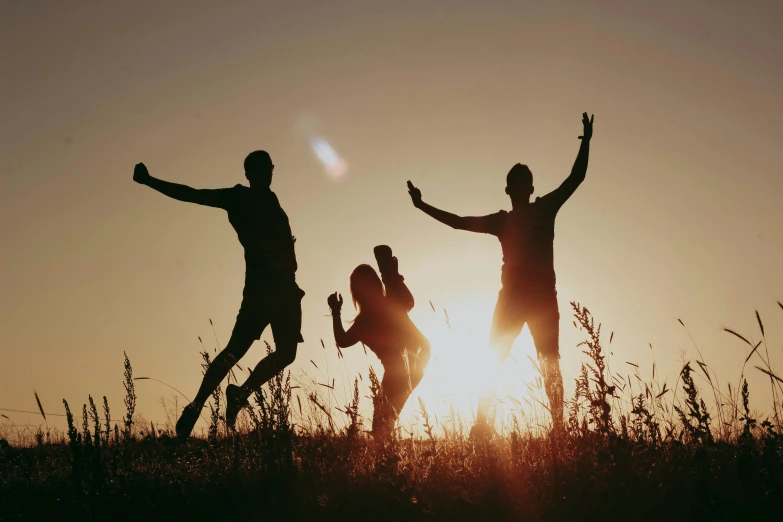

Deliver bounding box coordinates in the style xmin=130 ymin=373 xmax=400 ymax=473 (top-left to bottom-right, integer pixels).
xmin=2 ymin=0 xmax=782 ymax=433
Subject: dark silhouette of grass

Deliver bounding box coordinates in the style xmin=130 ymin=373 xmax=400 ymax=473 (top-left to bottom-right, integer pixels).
xmin=1 ymin=304 xmax=781 ymax=521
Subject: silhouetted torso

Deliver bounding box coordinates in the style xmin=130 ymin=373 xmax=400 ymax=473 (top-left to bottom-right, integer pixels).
xmin=352 ymin=278 xmax=426 ymax=367
xmin=476 ymin=194 xmax=559 ymax=291
xmin=215 ymin=185 xmax=297 ymax=278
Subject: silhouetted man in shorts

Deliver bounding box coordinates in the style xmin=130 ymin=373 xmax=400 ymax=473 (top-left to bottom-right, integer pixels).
xmin=407 ymin=113 xmax=594 ymax=431
xmin=133 ymin=151 xmax=304 ymax=440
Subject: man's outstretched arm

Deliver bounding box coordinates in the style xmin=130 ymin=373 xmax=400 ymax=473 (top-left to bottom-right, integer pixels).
xmin=133 ymin=162 xmax=228 ymax=208
xmin=407 ymin=180 xmax=498 ymax=233
xmin=547 ymin=112 xmax=594 ymax=209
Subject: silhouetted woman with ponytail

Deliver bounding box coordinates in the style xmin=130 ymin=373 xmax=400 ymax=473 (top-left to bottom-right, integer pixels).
xmin=328 ymin=245 xmax=430 ymax=440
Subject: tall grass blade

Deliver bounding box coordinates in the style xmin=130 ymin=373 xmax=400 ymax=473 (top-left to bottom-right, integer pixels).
xmin=696 ymin=361 xmax=712 ymax=385
xmin=34 ymin=391 xmax=46 ymax=422
xmin=755 ymin=310 xmax=765 ymax=337
xmin=723 ymin=328 xmax=752 ymax=347
xmin=755 ymin=366 xmax=783 ymax=385
xmin=744 ymin=341 xmax=762 ymax=364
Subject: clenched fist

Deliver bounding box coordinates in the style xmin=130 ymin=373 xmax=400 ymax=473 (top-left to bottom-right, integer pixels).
xmin=133 ymin=162 xmax=151 ymax=185
xmin=327 ymin=292 xmax=343 ymax=315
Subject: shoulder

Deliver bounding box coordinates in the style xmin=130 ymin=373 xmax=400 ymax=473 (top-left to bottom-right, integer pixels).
xmin=351 ymin=313 xmax=368 ymax=333
xmin=487 ymin=210 xmax=508 ymax=225
xmin=217 ymin=184 xmax=245 ymax=207
xmin=267 ymin=190 xmax=282 ymax=206
xmin=220 ymin=184 xmax=246 ymax=196
xmin=229 ymin=184 xmax=250 ymax=196
xmin=481 ymin=210 xmax=508 ymax=234
xmin=534 ymin=194 xmax=559 ymax=213
xmin=480 ymin=210 xmax=507 ymax=222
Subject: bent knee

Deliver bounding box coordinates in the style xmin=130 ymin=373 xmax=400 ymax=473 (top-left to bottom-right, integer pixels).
xmin=274 ymin=343 xmax=298 ymax=367
xmin=214 ymin=349 xmax=242 ymax=370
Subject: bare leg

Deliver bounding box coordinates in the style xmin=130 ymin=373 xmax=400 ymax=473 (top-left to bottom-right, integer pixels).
xmin=477 ymin=290 xmax=521 ymax=430
xmin=475 ymin=335 xmax=515 ymax=427
xmin=176 ymin=329 xmax=255 ymax=440
xmin=528 ymin=297 xmax=563 ymax=430
xmin=539 ymin=353 xmax=564 ymax=430
xmin=408 ymin=339 xmax=431 ymax=390
xmin=193 ymin=332 xmax=254 ymax=407
xmin=373 ymin=366 xmax=408 ymax=441
xmin=237 ymin=341 xmax=298 ymax=400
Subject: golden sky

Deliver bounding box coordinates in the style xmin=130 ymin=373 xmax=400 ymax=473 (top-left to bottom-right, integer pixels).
xmin=2 ymin=0 xmax=782 ymax=432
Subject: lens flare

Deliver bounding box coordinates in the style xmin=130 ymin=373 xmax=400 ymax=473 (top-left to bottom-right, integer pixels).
xmin=310 ymin=137 xmax=349 ymax=180
xmin=297 ymin=114 xmax=349 ymax=180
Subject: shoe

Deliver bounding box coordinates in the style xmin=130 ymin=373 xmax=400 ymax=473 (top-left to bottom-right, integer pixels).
xmin=176 ymin=403 xmax=201 ymax=441
xmin=225 ymin=384 xmax=249 ymax=430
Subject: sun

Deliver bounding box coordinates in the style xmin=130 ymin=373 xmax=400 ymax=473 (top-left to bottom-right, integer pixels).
xmin=399 ymin=295 xmax=544 ymax=431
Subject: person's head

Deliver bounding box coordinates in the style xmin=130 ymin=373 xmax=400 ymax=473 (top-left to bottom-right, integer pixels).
xmin=244 ymin=150 xmax=274 ymax=188
xmin=349 ymin=264 xmax=384 ymax=313
xmin=505 ymin=163 xmax=534 ymax=202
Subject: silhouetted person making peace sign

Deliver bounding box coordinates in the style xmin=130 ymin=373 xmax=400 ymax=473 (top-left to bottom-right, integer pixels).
xmin=133 ymin=151 xmax=305 ymax=441
xmin=328 ymin=246 xmax=431 ymax=440
xmin=407 ymin=113 xmax=594 ymax=432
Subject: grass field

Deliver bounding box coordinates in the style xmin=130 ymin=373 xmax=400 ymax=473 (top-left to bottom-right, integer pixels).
xmin=2 ymin=303 xmax=781 ymax=521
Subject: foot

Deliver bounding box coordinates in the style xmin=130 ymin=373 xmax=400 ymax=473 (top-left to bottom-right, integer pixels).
xmin=175 ymin=402 xmax=202 ymax=441
xmin=225 ymin=384 xmax=249 ymax=430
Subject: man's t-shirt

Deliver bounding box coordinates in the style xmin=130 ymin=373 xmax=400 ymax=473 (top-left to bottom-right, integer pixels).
xmin=466 ymin=194 xmax=562 ymax=291
xmin=205 ymin=185 xmax=297 ymax=278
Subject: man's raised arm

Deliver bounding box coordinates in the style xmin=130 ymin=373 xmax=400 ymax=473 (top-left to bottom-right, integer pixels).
xmin=547 ymin=112 xmax=594 ymax=209
xmin=133 ymin=162 xmax=229 ymax=208
xmin=407 ymin=180 xmax=499 ymax=234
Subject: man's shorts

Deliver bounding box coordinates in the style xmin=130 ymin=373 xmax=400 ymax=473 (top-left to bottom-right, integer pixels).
xmin=231 ymin=273 xmax=305 ymax=345
xmin=490 ymin=286 xmax=560 ymax=359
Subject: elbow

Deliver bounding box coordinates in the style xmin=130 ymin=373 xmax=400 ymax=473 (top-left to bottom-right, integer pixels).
xmin=569 ymin=171 xmax=586 ymax=186
xmin=334 ymin=336 xmax=352 ymax=349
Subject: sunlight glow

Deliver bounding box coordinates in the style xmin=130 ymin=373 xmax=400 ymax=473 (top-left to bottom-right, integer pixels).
xmin=398 ymin=296 xmax=547 ymax=432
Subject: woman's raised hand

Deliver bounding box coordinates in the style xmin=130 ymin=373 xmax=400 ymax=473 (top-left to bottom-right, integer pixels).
xmin=327 ymin=292 xmax=343 ymax=315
